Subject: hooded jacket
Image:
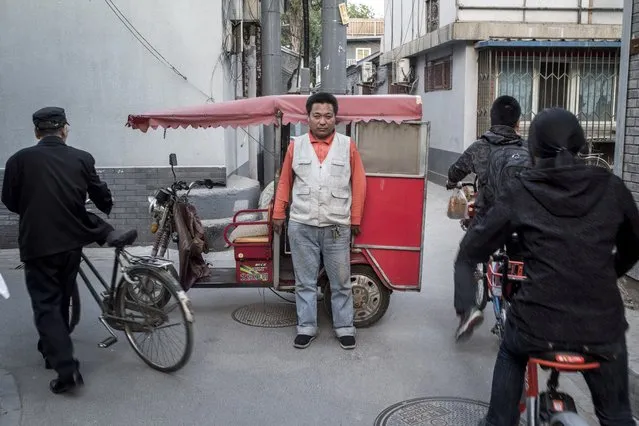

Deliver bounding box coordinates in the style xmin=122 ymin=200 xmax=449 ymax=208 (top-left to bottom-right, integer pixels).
xmin=447 ymin=125 xmax=525 ymax=210
xmin=458 ymin=164 xmax=639 ymax=344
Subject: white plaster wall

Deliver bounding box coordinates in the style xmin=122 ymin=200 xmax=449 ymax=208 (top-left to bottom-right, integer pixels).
xmin=384 ymin=0 xmax=622 ymax=38
xmin=419 ymin=43 xmax=471 ymax=153
xmin=0 ymin=0 xmax=232 ymax=168
xmin=457 ymin=0 xmax=622 ymax=23
xmin=384 ymin=0 xmax=425 ymax=51
xmin=439 ymin=0 xmax=458 ymax=28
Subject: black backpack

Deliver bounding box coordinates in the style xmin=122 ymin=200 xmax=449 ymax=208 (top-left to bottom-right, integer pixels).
xmin=483 ymin=140 xmax=531 ymax=208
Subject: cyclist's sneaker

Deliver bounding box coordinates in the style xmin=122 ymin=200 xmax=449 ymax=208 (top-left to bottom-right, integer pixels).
xmin=455 ymin=307 xmax=484 ymax=342
xmin=293 ymin=334 xmax=316 ymax=349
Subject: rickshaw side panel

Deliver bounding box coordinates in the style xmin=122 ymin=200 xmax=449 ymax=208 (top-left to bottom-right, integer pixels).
xmin=352 ymin=176 xmax=424 ymax=291
xmin=362 ymin=249 xmax=420 ymax=289
xmin=355 ymin=176 xmax=424 ymax=247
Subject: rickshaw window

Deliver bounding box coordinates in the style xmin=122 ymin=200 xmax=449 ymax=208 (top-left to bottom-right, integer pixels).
xmin=354 ymin=121 xmax=424 ymax=176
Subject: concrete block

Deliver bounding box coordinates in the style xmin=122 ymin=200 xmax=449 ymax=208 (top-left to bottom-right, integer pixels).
xmin=187 ymin=175 xmax=261 ymax=220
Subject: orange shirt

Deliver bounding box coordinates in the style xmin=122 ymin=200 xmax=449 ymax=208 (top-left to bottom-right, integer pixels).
xmin=273 ymin=131 xmax=367 ymax=225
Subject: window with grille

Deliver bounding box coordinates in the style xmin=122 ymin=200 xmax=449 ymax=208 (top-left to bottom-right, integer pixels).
xmin=425 ymin=0 xmax=439 ymax=33
xmin=424 ymin=56 xmax=452 ymax=92
xmin=477 ymin=48 xmax=620 ymax=150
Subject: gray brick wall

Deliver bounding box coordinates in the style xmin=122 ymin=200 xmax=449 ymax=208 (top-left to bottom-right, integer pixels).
xmin=625 ymin=0 xmax=639 ymax=204
xmin=0 ymin=166 xmax=225 ymax=249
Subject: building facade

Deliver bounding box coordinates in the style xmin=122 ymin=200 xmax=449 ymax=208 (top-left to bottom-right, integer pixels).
xmin=0 ymin=0 xmax=279 ymax=247
xmin=372 ymin=0 xmax=622 ymax=183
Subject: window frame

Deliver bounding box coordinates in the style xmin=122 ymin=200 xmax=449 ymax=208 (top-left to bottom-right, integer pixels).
xmin=424 ymin=55 xmax=452 ymax=92
xmin=494 ymin=57 xmax=618 ymax=133
xmin=356 ymin=47 xmax=372 ymax=61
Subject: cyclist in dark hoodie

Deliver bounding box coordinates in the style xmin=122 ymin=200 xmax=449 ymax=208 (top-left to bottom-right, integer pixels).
xmin=458 ymin=108 xmax=639 ymax=425
xmin=446 ymin=95 xmax=529 ymax=341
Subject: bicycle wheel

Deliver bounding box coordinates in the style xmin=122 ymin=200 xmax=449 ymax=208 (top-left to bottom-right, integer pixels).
xmin=475 ymin=263 xmax=488 ymax=310
xmin=69 ymin=281 xmax=81 ymax=333
xmin=115 ymin=266 xmax=194 ymax=373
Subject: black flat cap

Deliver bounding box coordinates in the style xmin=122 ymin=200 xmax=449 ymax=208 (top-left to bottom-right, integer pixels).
xmin=33 ymin=107 xmax=69 ymax=130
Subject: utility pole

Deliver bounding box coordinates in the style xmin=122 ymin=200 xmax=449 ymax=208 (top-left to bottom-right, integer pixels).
xmin=248 ymin=25 xmax=259 ymax=180
xmin=261 ymin=0 xmax=282 ymax=185
xmin=320 ymin=0 xmax=347 ymax=94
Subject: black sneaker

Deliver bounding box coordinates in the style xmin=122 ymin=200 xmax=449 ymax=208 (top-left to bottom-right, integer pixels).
xmin=455 ymin=307 xmax=484 ymax=343
xmin=50 ymin=369 xmax=84 ymax=395
xmin=338 ymin=335 xmax=356 ymax=350
xmin=293 ymin=334 xmax=316 ymax=349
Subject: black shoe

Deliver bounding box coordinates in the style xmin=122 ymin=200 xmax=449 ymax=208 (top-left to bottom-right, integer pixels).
xmin=293 ymin=334 xmax=316 ymax=349
xmin=49 ymin=369 xmax=84 ymax=395
xmin=455 ymin=307 xmax=484 ymax=343
xmin=45 ymin=358 xmax=52 ymax=370
xmin=338 ymin=335 xmax=356 ymax=350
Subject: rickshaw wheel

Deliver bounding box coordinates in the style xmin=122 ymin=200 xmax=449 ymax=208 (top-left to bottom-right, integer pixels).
xmin=321 ymin=265 xmax=391 ymax=328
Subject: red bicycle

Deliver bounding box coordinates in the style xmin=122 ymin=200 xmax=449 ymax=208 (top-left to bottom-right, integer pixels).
xmin=519 ymin=351 xmax=601 ymax=425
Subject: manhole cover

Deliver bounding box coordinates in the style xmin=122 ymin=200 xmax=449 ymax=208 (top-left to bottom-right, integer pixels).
xmin=232 ymin=302 xmax=297 ymax=328
xmin=374 ymin=397 xmax=525 ymax=426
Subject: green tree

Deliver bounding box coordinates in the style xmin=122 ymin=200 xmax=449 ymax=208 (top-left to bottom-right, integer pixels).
xmin=282 ymin=1 xmax=377 ymax=85
xmin=347 ymin=3 xmax=376 ymax=19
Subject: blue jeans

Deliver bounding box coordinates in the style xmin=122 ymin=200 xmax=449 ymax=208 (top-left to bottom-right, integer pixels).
xmin=287 ymin=220 xmax=355 ymax=338
xmin=482 ymin=317 xmax=635 ymax=426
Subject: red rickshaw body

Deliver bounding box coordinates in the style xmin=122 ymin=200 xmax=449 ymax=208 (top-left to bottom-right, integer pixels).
xmin=127 ymin=95 xmax=429 ymax=324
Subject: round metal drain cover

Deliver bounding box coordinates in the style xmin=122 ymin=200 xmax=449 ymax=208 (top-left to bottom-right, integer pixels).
xmin=374 ymin=397 xmax=525 ymax=426
xmin=232 ymin=302 xmax=297 ymax=328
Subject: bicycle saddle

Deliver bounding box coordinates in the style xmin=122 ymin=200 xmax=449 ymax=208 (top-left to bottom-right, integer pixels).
xmin=107 ymin=229 xmax=138 ymax=249
xmin=530 ymin=351 xmax=601 ymax=371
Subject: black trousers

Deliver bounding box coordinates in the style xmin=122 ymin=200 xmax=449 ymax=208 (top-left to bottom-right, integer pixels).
xmin=25 ymin=249 xmax=82 ymax=378
xmin=454 ymin=211 xmax=485 ymax=315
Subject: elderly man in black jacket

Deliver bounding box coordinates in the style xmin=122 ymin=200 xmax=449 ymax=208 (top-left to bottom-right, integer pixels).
xmin=464 ymin=108 xmax=639 ymax=426
xmin=1 ymin=107 xmax=125 ymax=394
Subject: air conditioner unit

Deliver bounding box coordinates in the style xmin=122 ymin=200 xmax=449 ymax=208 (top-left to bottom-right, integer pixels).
xmin=360 ymin=61 xmax=374 ymax=83
xmin=394 ymin=58 xmax=411 ymax=84
xmin=229 ymin=0 xmax=261 ymax=22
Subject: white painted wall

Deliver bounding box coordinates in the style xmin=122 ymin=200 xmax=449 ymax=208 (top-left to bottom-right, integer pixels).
xmin=383 ymin=0 xmax=622 ymax=50
xmin=418 ymin=43 xmax=477 ymax=153
xmin=0 ymin=0 xmax=233 ymax=168
xmin=457 ymin=0 xmax=622 ymax=24
xmin=384 ymin=0 xmax=424 ymax=51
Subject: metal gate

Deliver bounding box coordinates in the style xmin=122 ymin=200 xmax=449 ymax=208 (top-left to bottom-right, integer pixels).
xmin=477 ymin=46 xmax=620 ymax=163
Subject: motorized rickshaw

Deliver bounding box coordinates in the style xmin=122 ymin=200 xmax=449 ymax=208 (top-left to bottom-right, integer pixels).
xmin=126 ymin=94 xmax=429 ymax=327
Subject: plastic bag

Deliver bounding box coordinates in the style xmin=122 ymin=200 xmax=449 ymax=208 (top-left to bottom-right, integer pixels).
xmin=447 ymin=187 xmax=468 ymax=220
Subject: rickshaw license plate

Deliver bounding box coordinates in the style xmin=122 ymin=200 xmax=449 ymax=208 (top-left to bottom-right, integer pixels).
xmin=238 ymin=261 xmax=272 ymax=283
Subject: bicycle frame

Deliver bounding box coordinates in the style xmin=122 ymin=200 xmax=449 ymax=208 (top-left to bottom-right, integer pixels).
xmin=74 ymin=248 xmax=185 ymax=347
xmin=520 ymin=356 xmax=600 ymax=425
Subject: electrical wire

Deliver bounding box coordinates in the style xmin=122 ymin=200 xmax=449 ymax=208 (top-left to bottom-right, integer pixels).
xmin=103 ymin=0 xmax=213 ymax=101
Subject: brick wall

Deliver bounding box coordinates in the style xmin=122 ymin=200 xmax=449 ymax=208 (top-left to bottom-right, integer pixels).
xmin=0 ymin=166 xmax=225 ymax=249
xmin=623 ymin=1 xmax=639 ymax=281
xmin=623 ymin=0 xmax=639 ymax=203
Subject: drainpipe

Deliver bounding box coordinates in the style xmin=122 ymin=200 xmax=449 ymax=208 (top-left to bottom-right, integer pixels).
xmin=613 ymin=0 xmax=632 ymax=178
xmin=261 ymin=0 xmax=282 ymax=185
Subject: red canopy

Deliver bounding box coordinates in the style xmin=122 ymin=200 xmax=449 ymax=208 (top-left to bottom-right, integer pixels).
xmin=126 ymin=94 xmax=423 ymax=132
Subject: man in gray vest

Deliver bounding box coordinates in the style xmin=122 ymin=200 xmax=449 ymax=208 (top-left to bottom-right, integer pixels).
xmin=273 ymin=92 xmax=367 ymax=350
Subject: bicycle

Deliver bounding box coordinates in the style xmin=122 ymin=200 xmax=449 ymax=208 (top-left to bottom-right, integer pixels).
xmin=519 ymin=351 xmax=602 ymax=425
xmin=449 ymin=181 xmax=518 ymax=341
xmin=19 ymin=230 xmax=195 ymax=373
